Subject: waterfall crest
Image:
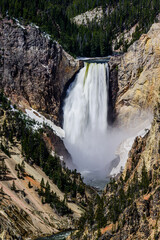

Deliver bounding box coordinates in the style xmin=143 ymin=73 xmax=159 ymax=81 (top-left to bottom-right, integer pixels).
xmin=63 ymin=62 xmax=110 ymax=172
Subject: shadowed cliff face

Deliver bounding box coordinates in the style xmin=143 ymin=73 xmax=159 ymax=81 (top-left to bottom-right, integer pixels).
xmin=108 ymin=57 xmax=120 ymax=125
xmin=0 ymin=17 xmax=82 ymax=125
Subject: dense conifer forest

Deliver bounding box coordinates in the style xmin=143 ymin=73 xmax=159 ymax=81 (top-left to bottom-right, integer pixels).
xmin=0 ymin=0 xmax=160 ymax=57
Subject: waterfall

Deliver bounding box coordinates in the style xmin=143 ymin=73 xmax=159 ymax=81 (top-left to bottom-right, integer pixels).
xmin=63 ymin=62 xmax=110 ymax=172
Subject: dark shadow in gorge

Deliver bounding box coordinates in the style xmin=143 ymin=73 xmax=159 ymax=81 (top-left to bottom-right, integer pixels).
xmin=107 ymin=63 xmax=119 ymax=126
xmin=59 ymin=68 xmax=83 ymax=128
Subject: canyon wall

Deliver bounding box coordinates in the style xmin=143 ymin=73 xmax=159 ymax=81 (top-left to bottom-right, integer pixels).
xmin=0 ymin=16 xmax=82 ymax=125
xmin=109 ymin=23 xmax=160 ymax=128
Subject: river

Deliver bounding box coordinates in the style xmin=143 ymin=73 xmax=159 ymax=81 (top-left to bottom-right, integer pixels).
xmin=36 ymin=231 xmax=73 ymax=240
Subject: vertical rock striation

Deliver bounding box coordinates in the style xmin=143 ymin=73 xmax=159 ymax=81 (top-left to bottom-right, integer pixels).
xmin=0 ymin=16 xmax=83 ymax=125
xmin=109 ymin=23 xmax=160 ymax=127
xmin=108 ymin=57 xmax=120 ymax=125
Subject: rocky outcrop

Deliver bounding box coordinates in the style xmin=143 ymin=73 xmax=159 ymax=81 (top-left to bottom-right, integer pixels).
xmin=0 ymin=196 xmax=36 ymax=239
xmin=101 ymin=187 xmax=160 ymax=240
xmin=109 ymin=23 xmax=160 ymax=128
xmin=112 ymin=23 xmax=139 ymax=52
xmin=0 ymin=16 xmax=83 ymax=125
xmin=43 ymin=126 xmax=73 ymax=167
xmin=123 ymin=104 xmax=160 ymax=179
xmin=72 ymin=7 xmax=103 ymax=26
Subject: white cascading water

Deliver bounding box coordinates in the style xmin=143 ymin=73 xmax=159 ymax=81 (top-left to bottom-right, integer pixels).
xmin=63 ymin=62 xmax=112 ymax=175
xmin=63 ymin=62 xmax=153 ymax=187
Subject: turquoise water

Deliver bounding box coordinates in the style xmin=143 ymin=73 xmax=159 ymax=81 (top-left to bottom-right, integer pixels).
xmin=36 ymin=231 xmax=72 ymax=240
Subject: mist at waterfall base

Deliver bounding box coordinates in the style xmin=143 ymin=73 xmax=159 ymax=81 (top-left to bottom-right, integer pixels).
xmin=62 ymin=63 xmax=112 ymax=187
xmin=62 ymin=63 xmax=132 ymax=188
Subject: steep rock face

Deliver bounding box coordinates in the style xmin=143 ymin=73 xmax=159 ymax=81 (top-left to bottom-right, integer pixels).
xmin=0 ymin=17 xmax=82 ymax=124
xmin=109 ymin=23 xmax=160 ymax=127
xmin=123 ymin=105 xmax=160 ymax=179
xmin=72 ymin=7 xmax=103 ymax=26
xmin=0 ymin=196 xmax=36 ymax=239
xmin=108 ymin=57 xmax=120 ymax=125
xmin=112 ymin=24 xmax=139 ymax=52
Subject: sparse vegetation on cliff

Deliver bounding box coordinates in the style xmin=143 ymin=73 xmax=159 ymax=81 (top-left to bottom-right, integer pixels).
xmin=70 ymin=107 xmax=160 ymax=239
xmin=0 ymin=91 xmax=86 ymax=216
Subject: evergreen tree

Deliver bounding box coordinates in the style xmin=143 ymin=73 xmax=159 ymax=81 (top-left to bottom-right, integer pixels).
xmin=40 ymin=178 xmax=45 ymax=189
xmin=141 ymin=161 xmax=149 ymax=194
xmin=45 ymin=181 xmax=51 ymax=203
xmin=28 ymin=181 xmax=32 ymax=188
xmin=21 ymin=160 xmax=25 ymax=174
xmin=17 ymin=170 xmax=20 ymax=179
xmin=15 ymin=164 xmax=18 ymax=171
xmin=88 ymin=201 xmax=94 ymax=226
xmin=11 ymin=181 xmax=16 ymax=191
xmin=95 ymin=196 xmax=107 ymax=228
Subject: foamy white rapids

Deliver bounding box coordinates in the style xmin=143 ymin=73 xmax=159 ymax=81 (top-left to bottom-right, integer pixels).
xmin=63 ymin=63 xmax=109 ymax=171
